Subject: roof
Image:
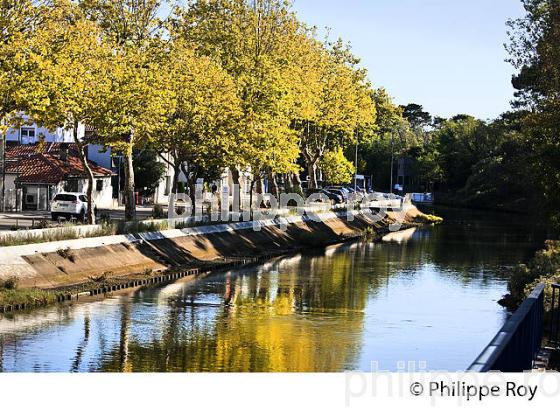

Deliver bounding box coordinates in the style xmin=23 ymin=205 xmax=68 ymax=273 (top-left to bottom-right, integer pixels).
xmin=5 ymin=142 xmax=80 ymax=159
xmin=5 ymin=152 xmax=113 ymax=184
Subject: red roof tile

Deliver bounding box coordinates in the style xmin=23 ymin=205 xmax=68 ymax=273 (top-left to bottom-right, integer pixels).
xmin=5 ymin=143 xmax=80 ymax=159
xmin=6 ymin=152 xmax=113 ymax=185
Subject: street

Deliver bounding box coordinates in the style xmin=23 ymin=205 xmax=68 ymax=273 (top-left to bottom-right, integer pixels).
xmin=0 ymin=206 xmax=156 ymax=231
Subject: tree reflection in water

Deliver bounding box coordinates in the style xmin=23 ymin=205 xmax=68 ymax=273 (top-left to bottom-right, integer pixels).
xmin=0 ymin=210 xmax=547 ymax=372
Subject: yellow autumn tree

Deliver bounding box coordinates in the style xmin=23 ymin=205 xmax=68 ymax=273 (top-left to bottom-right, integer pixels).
xmin=79 ymin=0 xmax=173 ymax=220
xmin=22 ymin=0 xmax=113 ymax=223
xmin=175 ymin=0 xmax=302 ymax=205
xmin=153 ymin=40 xmax=241 ymax=213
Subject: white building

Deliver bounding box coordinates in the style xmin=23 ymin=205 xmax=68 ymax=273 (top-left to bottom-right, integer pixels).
xmin=5 ymin=116 xmax=84 ymax=144
xmin=3 ymin=143 xmax=114 ymax=211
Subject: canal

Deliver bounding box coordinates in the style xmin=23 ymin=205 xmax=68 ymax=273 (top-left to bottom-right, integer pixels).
xmin=0 ymin=209 xmax=547 ymax=372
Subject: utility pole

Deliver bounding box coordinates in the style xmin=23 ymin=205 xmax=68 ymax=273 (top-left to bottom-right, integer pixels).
xmin=389 ymin=131 xmax=394 ymax=194
xmin=354 ymin=129 xmax=359 ymax=192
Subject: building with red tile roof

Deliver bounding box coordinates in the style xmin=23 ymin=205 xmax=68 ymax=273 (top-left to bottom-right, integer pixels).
xmin=3 ymin=143 xmax=115 ymax=211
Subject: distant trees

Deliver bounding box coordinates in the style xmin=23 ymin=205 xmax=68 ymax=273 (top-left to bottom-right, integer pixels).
xmin=400 ymin=103 xmax=432 ymax=130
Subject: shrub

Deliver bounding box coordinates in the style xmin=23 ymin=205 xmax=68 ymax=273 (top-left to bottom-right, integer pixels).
xmin=0 ymin=288 xmax=57 ymax=307
xmin=506 ymin=241 xmax=560 ymax=310
xmin=0 ymin=277 xmax=18 ymax=290
xmin=33 ymin=219 xmax=50 ymax=230
xmin=97 ymin=212 xmax=112 ymax=225
xmin=152 ymin=204 xmax=166 ymax=219
xmin=56 ymin=247 xmax=74 ymax=259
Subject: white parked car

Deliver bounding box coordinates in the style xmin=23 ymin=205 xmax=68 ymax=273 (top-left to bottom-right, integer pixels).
xmin=51 ymin=192 xmax=96 ymax=221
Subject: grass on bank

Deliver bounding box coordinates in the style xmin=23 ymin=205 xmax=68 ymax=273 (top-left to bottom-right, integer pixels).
xmin=0 ymin=277 xmax=56 ymax=307
xmin=0 ymin=220 xmax=170 ymax=247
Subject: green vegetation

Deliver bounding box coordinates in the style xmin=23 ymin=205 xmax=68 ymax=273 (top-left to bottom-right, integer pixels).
xmin=413 ymin=214 xmax=443 ymax=225
xmin=0 ymin=219 xmax=170 ymax=247
xmin=0 ymin=227 xmax=80 ymax=247
xmin=361 ymin=226 xmax=376 ymax=239
xmin=504 ymin=241 xmax=560 ymax=311
xmin=0 ymin=277 xmax=57 ymax=307
xmin=356 ymin=0 xmax=560 ymax=234
xmin=1 ymin=0 xmax=379 ymax=220
xmin=320 ymin=148 xmax=356 ymax=185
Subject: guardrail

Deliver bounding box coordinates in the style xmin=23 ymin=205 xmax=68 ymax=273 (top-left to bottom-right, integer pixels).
xmin=549 ymin=284 xmax=560 ymax=346
xmin=468 ymin=283 xmax=545 ymax=372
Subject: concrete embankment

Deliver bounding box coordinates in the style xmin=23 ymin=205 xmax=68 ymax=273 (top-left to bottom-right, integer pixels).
xmin=0 ymin=207 xmax=425 ymax=291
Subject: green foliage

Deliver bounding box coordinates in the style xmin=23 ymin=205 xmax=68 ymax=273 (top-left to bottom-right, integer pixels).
xmin=177 ymin=0 xmax=303 ymax=179
xmin=0 ymin=288 xmax=57 ymax=307
xmin=320 ymin=148 xmax=355 ymax=185
xmin=506 ymin=0 xmax=560 ymax=226
xmin=152 ymin=204 xmax=165 ymax=219
xmin=506 ymin=241 xmax=560 ymax=311
xmin=413 ymin=213 xmax=443 ymax=224
xmin=131 ymin=147 xmax=166 ymax=196
xmin=0 ymin=277 xmax=18 ymax=290
xmin=400 ymin=103 xmax=432 ymax=130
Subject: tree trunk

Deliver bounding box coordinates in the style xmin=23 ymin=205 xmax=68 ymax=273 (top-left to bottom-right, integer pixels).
xmin=285 ymin=172 xmax=293 ymax=191
xmin=256 ymin=175 xmax=263 ymax=194
xmin=249 ymin=179 xmax=255 ymax=212
xmin=182 ymin=163 xmax=197 ymax=216
xmin=73 ymin=124 xmax=95 ymax=224
xmin=230 ymin=166 xmax=240 ymax=212
xmin=307 ymin=161 xmax=318 ymax=189
xmin=172 ymin=162 xmax=181 ymax=193
xmin=0 ymin=131 xmax=5 ymax=212
xmin=188 ymin=181 xmax=196 ymax=216
xmin=124 ymin=135 xmax=136 ymax=221
xmin=291 ymin=173 xmax=303 ymax=196
xmin=267 ymin=169 xmax=278 ymax=198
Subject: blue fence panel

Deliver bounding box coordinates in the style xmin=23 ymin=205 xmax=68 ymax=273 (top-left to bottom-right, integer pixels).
xmin=468 ymin=283 xmax=545 ymax=372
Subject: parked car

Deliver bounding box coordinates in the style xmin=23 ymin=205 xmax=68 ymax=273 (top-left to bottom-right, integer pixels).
xmin=324 ymin=186 xmax=351 ymax=202
xmin=51 ymin=192 xmax=96 ymax=221
xmin=305 ymin=188 xmax=344 ymax=204
xmin=343 ymin=186 xmax=365 ymax=200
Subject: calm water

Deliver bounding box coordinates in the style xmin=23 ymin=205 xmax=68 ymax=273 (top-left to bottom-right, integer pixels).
xmin=0 ymin=209 xmax=546 ymax=372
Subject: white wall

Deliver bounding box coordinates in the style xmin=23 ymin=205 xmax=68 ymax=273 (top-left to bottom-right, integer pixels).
xmin=1 ymin=174 xmax=19 ymax=211
xmin=89 ymin=177 xmax=114 ymax=209
xmin=5 ymin=116 xmax=84 ymax=144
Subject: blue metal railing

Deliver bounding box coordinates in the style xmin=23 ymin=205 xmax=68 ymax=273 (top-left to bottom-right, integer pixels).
xmin=550 ymin=284 xmax=560 ymax=346
xmin=468 ymin=283 xmax=545 ymax=372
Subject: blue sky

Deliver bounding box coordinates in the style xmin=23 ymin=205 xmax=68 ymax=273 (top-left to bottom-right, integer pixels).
xmin=292 ymin=0 xmax=526 ymax=120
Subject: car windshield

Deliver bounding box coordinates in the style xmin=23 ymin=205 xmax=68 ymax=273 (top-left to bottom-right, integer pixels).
xmin=53 ymin=194 xmax=77 ymax=202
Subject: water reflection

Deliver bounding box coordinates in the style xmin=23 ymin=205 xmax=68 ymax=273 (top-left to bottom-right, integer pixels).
xmin=0 ymin=211 xmax=546 ymax=372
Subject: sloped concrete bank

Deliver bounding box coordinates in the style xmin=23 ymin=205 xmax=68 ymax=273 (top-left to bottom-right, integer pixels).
xmin=0 ymin=207 xmax=425 ymax=305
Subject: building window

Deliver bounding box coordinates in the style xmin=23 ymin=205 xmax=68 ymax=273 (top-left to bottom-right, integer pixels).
xmin=96 ymin=179 xmax=103 ymax=191
xmin=64 ymin=180 xmax=79 ymax=192
xmin=20 ymin=127 xmax=36 ymax=144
